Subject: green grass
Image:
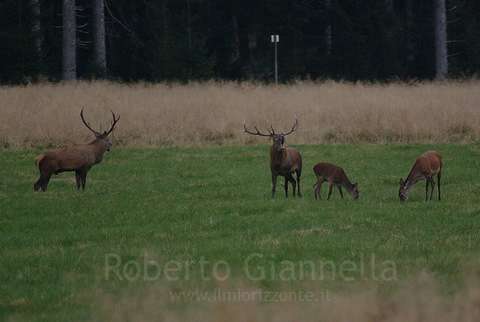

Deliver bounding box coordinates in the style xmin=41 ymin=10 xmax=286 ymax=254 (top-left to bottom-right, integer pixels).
xmin=1 ymin=144 xmax=480 ymax=319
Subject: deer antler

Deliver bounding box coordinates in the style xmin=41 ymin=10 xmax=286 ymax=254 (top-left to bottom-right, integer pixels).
xmin=105 ymin=109 xmax=120 ymax=135
xmin=268 ymin=125 xmax=276 ymax=135
xmin=244 ymin=122 xmax=272 ymax=137
xmin=80 ymin=109 xmax=120 ymax=137
xmin=80 ymin=109 xmax=101 ymax=136
xmin=282 ymin=117 xmax=298 ymax=136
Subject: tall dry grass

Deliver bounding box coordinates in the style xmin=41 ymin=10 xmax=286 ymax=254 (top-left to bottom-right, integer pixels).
xmin=1 ymin=80 xmax=479 ymax=149
xmin=94 ymin=273 xmax=480 ymax=321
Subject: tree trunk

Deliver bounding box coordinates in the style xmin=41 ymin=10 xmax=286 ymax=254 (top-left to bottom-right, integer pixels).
xmin=233 ymin=14 xmax=251 ymax=77
xmin=31 ymin=0 xmax=42 ymax=75
xmin=325 ymin=0 xmax=331 ymax=56
xmin=434 ymin=0 xmax=447 ymax=82
xmin=62 ymin=0 xmax=76 ymax=83
xmin=384 ymin=0 xmax=393 ymax=12
xmin=187 ymin=0 xmax=192 ymax=77
xmin=92 ymin=0 xmax=106 ymax=72
xmin=405 ymin=0 xmax=414 ymax=67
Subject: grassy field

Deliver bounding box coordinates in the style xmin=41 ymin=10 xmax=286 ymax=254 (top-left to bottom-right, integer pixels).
xmin=1 ymin=143 xmax=480 ymax=320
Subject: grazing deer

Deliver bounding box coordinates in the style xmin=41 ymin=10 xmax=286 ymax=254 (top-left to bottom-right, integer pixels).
xmin=244 ymin=118 xmax=302 ymax=198
xmin=313 ymin=162 xmax=358 ymax=200
xmin=34 ymin=109 xmax=120 ymax=191
xmin=399 ymin=150 xmax=442 ymax=202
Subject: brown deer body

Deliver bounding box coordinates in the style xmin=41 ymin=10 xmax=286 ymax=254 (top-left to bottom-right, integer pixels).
xmin=34 ymin=109 xmax=119 ymax=191
xmin=399 ymin=150 xmax=442 ymax=202
xmin=244 ymin=119 xmax=302 ymax=198
xmin=313 ymin=162 xmax=358 ymax=200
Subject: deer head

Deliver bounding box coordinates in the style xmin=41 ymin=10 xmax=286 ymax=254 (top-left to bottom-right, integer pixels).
xmin=351 ymin=183 xmax=359 ymax=199
xmin=80 ymin=109 xmax=120 ymax=151
xmin=398 ymin=179 xmax=410 ymax=202
xmin=243 ymin=118 xmax=298 ymax=153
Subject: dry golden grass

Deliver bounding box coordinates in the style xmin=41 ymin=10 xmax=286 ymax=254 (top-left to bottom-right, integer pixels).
xmin=94 ymin=274 xmax=480 ymax=321
xmin=1 ymin=80 xmax=479 ymax=149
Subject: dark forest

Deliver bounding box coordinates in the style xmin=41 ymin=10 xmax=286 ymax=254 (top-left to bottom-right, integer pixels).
xmin=1 ymin=0 xmax=479 ymax=84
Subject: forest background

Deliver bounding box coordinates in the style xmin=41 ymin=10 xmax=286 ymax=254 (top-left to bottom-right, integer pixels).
xmin=1 ymin=0 xmax=479 ymax=84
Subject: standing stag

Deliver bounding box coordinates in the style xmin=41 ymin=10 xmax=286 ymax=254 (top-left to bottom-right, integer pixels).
xmin=399 ymin=151 xmax=442 ymax=202
xmin=34 ymin=109 xmax=120 ymax=191
xmin=244 ymin=118 xmax=302 ymax=198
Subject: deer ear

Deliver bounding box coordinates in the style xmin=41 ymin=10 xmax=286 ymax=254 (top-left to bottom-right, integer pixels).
xmin=399 ymin=178 xmax=404 ymax=186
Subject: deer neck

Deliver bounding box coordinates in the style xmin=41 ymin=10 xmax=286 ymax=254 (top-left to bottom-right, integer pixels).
xmin=341 ymin=176 xmax=356 ymax=195
xmin=404 ymin=166 xmax=420 ymax=189
xmin=89 ymin=139 xmax=107 ymax=164
xmin=400 ymin=170 xmax=418 ymax=197
xmin=270 ymin=144 xmax=286 ymax=163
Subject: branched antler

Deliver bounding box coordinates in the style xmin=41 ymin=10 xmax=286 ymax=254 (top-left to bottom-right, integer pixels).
xmin=106 ymin=109 xmax=120 ymax=135
xmin=243 ymin=123 xmax=272 ymax=137
xmin=80 ymin=109 xmax=101 ymax=136
xmin=80 ymin=109 xmax=120 ymax=137
xmin=282 ymin=117 xmax=298 ymax=136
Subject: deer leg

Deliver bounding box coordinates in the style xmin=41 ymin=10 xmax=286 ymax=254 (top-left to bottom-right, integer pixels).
xmin=327 ymin=183 xmax=334 ymax=200
xmin=314 ymin=179 xmax=324 ymax=200
xmin=34 ymin=168 xmax=48 ymax=191
xmin=271 ymin=174 xmax=278 ymax=198
xmin=337 ymin=186 xmax=344 ymax=199
xmin=80 ymin=170 xmax=88 ymax=190
xmin=437 ymin=171 xmax=441 ymax=200
xmin=35 ymin=171 xmax=52 ymax=192
xmin=75 ymin=171 xmax=82 ymax=190
xmin=284 ymin=175 xmax=289 ymax=197
xmin=34 ymin=178 xmax=42 ymax=191
xmin=429 ymin=178 xmax=435 ymax=201
xmin=41 ymin=174 xmax=51 ymax=192
xmin=425 ymin=178 xmax=430 ymax=201
xmin=425 ymin=178 xmax=429 ymax=202
xmin=287 ymin=175 xmax=297 ymax=197
xmin=296 ymin=169 xmax=302 ymax=197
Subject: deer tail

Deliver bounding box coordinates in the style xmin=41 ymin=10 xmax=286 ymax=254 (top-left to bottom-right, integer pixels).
xmin=34 ymin=153 xmax=45 ymax=167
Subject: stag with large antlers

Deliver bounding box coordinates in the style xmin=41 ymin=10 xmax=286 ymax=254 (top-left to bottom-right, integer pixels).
xmin=244 ymin=118 xmax=302 ymax=198
xmin=34 ymin=109 xmax=120 ymax=191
